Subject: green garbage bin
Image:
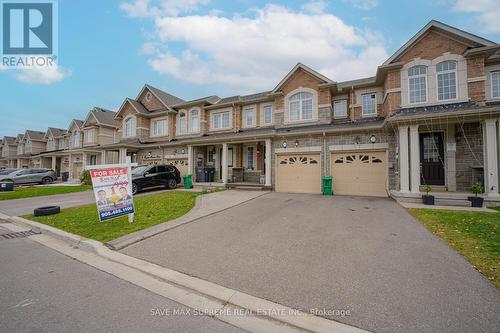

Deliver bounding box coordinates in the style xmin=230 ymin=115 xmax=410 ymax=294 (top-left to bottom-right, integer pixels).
xmin=322 ymin=176 xmax=333 ymax=196
xmin=183 ymin=174 xmax=193 ymax=189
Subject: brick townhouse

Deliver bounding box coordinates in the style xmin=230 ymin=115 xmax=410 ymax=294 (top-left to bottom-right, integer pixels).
xmin=2 ymin=20 xmax=500 ymax=204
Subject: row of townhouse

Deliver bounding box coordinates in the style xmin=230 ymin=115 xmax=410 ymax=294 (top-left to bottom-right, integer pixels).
xmin=2 ymin=21 xmax=500 ymax=203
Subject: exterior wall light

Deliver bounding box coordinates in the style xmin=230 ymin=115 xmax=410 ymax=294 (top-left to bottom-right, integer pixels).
xmin=282 ymin=141 xmax=287 ymax=148
xmin=370 ymin=135 xmax=377 ymax=143
xmin=355 ymin=136 xmax=361 ymax=144
xmin=294 ymin=139 xmax=299 ymax=148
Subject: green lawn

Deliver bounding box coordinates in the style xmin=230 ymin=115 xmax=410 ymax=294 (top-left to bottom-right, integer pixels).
xmin=409 ymin=208 xmax=500 ymax=288
xmin=0 ymin=185 xmax=92 ymax=200
xmin=24 ymin=191 xmax=201 ymax=242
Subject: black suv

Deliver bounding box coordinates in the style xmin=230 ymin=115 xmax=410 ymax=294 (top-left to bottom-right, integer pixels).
xmin=131 ymin=164 xmax=181 ymax=195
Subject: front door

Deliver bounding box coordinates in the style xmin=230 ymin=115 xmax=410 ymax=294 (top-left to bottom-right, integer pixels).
xmin=420 ymin=132 xmax=445 ymax=185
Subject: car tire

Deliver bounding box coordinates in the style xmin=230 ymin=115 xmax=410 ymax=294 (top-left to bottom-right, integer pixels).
xmin=132 ymin=182 xmax=139 ymax=195
xmin=41 ymin=177 xmax=52 ymax=184
xmin=167 ymin=178 xmax=177 ymax=189
xmin=34 ymin=206 xmax=60 ymax=216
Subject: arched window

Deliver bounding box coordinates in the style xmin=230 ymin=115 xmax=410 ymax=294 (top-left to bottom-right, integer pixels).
xmin=436 ymin=61 xmax=457 ymax=101
xmin=178 ymin=111 xmax=187 ymax=134
xmin=408 ymin=65 xmax=427 ymax=103
xmin=190 ymin=108 xmax=200 ymax=133
xmin=123 ymin=116 xmax=136 ymax=138
xmin=288 ymin=92 xmax=313 ymax=121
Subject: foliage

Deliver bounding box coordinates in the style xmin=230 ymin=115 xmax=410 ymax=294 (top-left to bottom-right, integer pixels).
xmin=421 ymin=184 xmax=432 ymax=195
xmin=0 ymin=185 xmax=92 ymax=200
xmin=80 ymin=170 xmax=92 ymax=185
xmin=470 ymin=183 xmax=484 ymax=197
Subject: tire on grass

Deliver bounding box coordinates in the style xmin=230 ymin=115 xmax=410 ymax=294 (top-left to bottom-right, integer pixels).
xmin=34 ymin=206 xmax=60 ymax=216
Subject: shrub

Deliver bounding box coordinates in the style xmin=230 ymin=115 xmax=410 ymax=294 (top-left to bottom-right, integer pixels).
xmin=470 ymin=183 xmax=483 ymax=197
xmin=80 ymin=170 xmax=92 ymax=185
xmin=421 ymin=184 xmax=432 ymax=195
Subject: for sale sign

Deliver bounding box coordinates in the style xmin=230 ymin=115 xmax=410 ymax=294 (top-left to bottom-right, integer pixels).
xmin=89 ymin=166 xmax=135 ymax=222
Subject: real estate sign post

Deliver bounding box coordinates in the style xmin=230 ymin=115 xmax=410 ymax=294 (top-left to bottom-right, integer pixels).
xmin=86 ymin=159 xmax=137 ymax=222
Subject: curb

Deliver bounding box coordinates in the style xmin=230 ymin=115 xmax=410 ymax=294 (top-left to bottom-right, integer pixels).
xmin=107 ymin=190 xmax=270 ymax=250
xmin=8 ymin=215 xmax=369 ymax=333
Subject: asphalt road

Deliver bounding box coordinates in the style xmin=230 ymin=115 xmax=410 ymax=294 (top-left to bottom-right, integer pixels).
xmin=123 ymin=193 xmax=500 ymax=333
xmin=0 ymin=225 xmax=243 ymax=333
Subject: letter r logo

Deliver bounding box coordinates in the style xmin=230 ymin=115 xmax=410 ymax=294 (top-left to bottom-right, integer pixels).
xmin=2 ymin=2 xmax=53 ymax=55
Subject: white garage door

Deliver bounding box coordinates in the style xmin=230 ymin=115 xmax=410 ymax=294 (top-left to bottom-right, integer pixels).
xmin=331 ymin=151 xmax=387 ymax=197
xmin=167 ymin=159 xmax=189 ymax=183
xmin=276 ymin=153 xmax=321 ymax=194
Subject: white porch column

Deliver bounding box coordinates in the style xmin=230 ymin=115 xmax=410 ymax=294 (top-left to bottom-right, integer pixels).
xmin=221 ymin=143 xmax=228 ymax=185
xmin=409 ymin=125 xmax=420 ymax=193
xmin=187 ymin=145 xmax=194 ymax=175
xmin=119 ymin=148 xmax=127 ymax=164
xmin=398 ymin=125 xmax=410 ymax=193
xmin=483 ymin=119 xmax=499 ymax=196
xmin=101 ymin=150 xmax=107 ymax=165
xmin=265 ymin=139 xmax=272 ymax=186
xmin=82 ymin=152 xmax=87 ymax=169
xmin=51 ymin=156 xmax=56 ymax=170
xmin=68 ymin=154 xmax=73 ymax=179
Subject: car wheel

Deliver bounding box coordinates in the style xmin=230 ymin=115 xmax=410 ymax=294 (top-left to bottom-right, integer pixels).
xmin=132 ymin=182 xmax=138 ymax=195
xmin=167 ymin=178 xmax=177 ymax=189
xmin=42 ymin=177 xmax=52 ymax=184
xmin=34 ymin=206 xmax=60 ymax=216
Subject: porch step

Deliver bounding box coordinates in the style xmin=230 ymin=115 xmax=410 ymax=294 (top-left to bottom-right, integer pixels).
xmin=226 ymin=183 xmax=272 ymax=191
xmin=435 ymin=198 xmax=472 ymax=207
xmin=390 ymin=191 xmax=474 ymax=207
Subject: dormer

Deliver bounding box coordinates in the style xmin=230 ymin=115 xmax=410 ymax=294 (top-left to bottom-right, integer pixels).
xmin=67 ymin=119 xmax=84 ymax=149
xmin=82 ymin=107 xmax=118 ymax=146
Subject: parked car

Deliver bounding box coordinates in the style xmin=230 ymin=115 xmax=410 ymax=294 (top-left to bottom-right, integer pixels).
xmin=0 ymin=168 xmax=19 ymax=176
xmin=0 ymin=168 xmax=56 ymax=185
xmin=131 ymin=164 xmax=181 ymax=194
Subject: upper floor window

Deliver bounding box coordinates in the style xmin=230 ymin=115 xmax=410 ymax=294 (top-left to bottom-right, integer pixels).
xmin=436 ymin=61 xmax=457 ymax=101
xmin=123 ymin=117 xmax=135 ymax=138
xmin=243 ymin=106 xmax=256 ymax=127
xmin=85 ymin=129 xmax=94 ymax=143
xmin=362 ymin=93 xmax=377 ymax=116
xmin=178 ymin=111 xmax=187 ymax=134
xmin=492 ymin=71 xmax=500 ymax=99
xmin=333 ymin=100 xmax=347 ymax=118
xmin=47 ymin=138 xmax=55 ymax=150
xmin=73 ymin=131 xmax=81 ymax=147
xmin=17 ymin=144 xmax=23 ymax=154
xmin=289 ymin=92 xmax=313 ymax=121
xmin=261 ymin=104 xmax=273 ymax=125
xmin=152 ymin=118 xmax=168 ymax=137
xmin=190 ymin=109 xmax=200 ymax=133
xmin=212 ymin=111 xmax=231 ymax=129
xmin=408 ymin=66 xmax=427 ymax=104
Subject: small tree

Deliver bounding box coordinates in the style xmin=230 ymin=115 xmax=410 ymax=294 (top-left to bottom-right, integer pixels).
xmin=421 ymin=184 xmax=432 ymax=195
xmin=470 ymin=183 xmax=483 ymax=197
xmin=80 ymin=170 xmax=92 ymax=185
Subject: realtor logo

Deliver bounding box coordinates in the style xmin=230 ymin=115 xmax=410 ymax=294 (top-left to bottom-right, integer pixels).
xmin=1 ymin=0 xmax=58 ymax=67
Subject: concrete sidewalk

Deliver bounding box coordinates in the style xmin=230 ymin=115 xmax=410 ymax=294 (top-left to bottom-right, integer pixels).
xmin=107 ymin=190 xmax=269 ymax=250
xmin=399 ymin=201 xmax=498 ymax=212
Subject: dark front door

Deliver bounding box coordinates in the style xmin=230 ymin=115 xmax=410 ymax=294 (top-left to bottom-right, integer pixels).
xmin=420 ymin=132 xmax=445 ymax=185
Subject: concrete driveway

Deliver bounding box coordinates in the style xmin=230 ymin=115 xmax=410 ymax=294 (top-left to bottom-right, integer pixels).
xmin=122 ymin=193 xmax=500 ymax=333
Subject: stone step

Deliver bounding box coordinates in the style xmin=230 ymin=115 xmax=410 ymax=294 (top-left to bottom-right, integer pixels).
xmin=435 ymin=198 xmax=472 ymax=207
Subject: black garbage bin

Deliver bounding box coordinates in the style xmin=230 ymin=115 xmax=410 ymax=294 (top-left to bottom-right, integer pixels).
xmin=0 ymin=181 xmax=14 ymax=192
xmin=62 ymin=172 xmax=69 ymax=182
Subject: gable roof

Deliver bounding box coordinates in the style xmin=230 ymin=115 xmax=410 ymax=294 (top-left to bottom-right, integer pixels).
xmin=2 ymin=136 xmax=16 ymax=145
xmin=15 ymin=134 xmax=24 ymax=143
xmin=24 ymin=130 xmax=47 ymax=141
xmin=45 ymin=127 xmax=67 ymax=139
xmin=67 ymin=119 xmax=84 ymax=132
xmin=137 ymin=84 xmax=185 ymax=110
xmin=84 ymin=107 xmax=119 ymax=128
xmin=383 ymin=20 xmax=497 ymax=65
xmin=173 ymin=95 xmax=221 ymax=108
xmin=271 ymin=63 xmax=334 ymax=93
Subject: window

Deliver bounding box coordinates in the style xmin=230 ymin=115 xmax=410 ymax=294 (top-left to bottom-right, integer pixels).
xmin=212 ymin=111 xmax=231 ymax=129
xmin=190 ymin=109 xmax=200 ymax=133
xmin=262 ymin=105 xmax=273 ymax=125
xmin=492 ymin=71 xmax=500 ymax=98
xmin=244 ymin=107 xmax=255 ymax=127
xmin=333 ymin=100 xmax=347 ymax=118
xmin=247 ymin=147 xmax=254 ymax=169
xmin=208 ymin=149 xmax=215 ymax=163
xmin=47 ymin=138 xmax=55 ymax=150
xmin=362 ymin=93 xmax=377 ymax=116
xmin=89 ymin=155 xmax=97 ymax=165
xmin=227 ymin=148 xmax=233 ymax=167
xmin=178 ymin=112 xmax=187 ymax=134
xmin=289 ymin=92 xmax=313 ymax=121
xmin=123 ymin=117 xmax=135 ymax=137
xmin=73 ymin=131 xmax=81 ymax=147
xmin=436 ymin=61 xmax=457 ymax=101
xmin=145 ymin=92 xmax=153 ymax=102
xmin=408 ymin=66 xmax=427 ymax=103
xmin=152 ymin=119 xmax=168 ymax=136
xmin=85 ymin=129 xmax=94 ymax=143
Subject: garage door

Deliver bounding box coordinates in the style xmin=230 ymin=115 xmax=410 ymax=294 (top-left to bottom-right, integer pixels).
xmin=331 ymin=151 xmax=387 ymax=197
xmin=276 ymin=153 xmax=321 ymax=193
xmin=167 ymin=159 xmax=189 ymax=183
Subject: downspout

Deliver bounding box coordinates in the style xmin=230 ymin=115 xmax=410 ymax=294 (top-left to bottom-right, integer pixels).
xmin=350 ymin=86 xmax=355 ymax=121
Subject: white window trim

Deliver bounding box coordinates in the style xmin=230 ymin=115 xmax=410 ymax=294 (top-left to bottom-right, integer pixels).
xmin=210 ymin=108 xmax=233 ymax=130
xmin=150 ymin=116 xmax=169 ymax=137
xmin=243 ymin=105 xmax=257 ymax=128
xmin=123 ymin=115 xmax=136 ymax=138
xmin=260 ymin=103 xmax=273 ymax=126
xmin=243 ymin=144 xmax=257 ymax=170
xmin=436 ymin=61 xmax=458 ymax=102
xmin=176 ymin=110 xmax=188 ymax=135
xmin=408 ymin=66 xmax=428 ymax=105
xmin=72 ymin=131 xmax=81 ymax=148
xmin=491 ymin=71 xmax=500 ymax=100
xmin=361 ymin=93 xmax=377 ymax=117
xmin=189 ymin=107 xmax=201 ymax=133
xmin=85 ymin=128 xmax=95 ymax=143
xmin=333 ymin=99 xmax=348 ymax=119
xmin=284 ymin=87 xmax=318 ymax=124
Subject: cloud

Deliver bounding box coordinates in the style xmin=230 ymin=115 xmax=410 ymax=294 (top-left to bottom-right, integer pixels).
xmin=301 ymin=1 xmax=327 ymax=14
xmin=344 ymin=0 xmax=379 ymax=10
xmin=125 ymin=3 xmax=389 ymax=92
xmin=120 ymin=0 xmax=210 ymax=18
xmin=14 ymin=65 xmax=70 ymax=84
xmin=453 ymin=0 xmax=500 ymax=33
